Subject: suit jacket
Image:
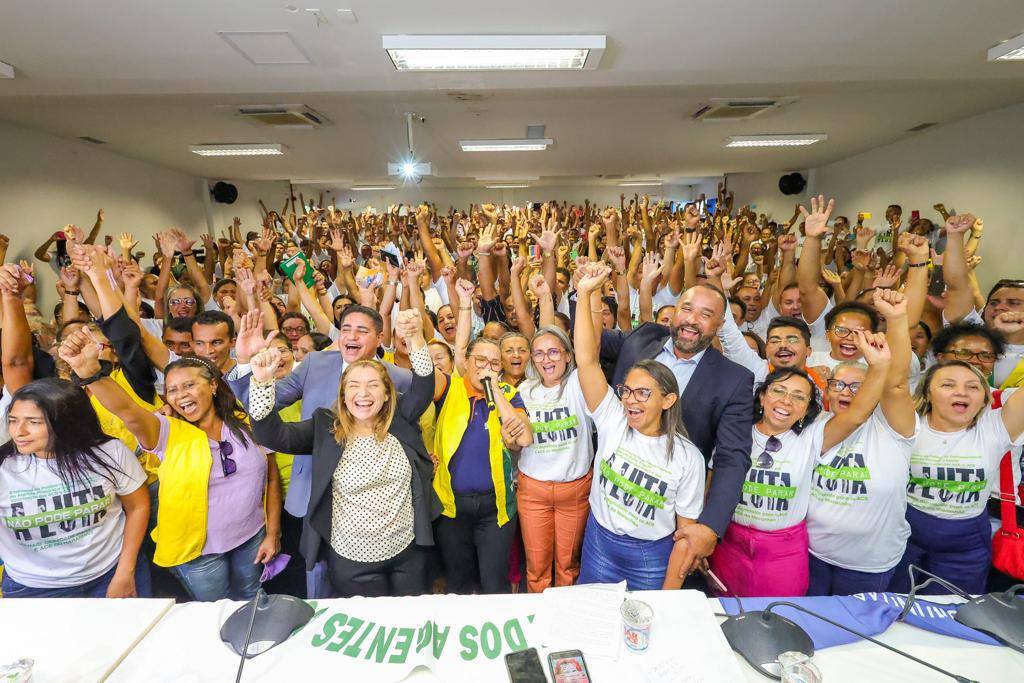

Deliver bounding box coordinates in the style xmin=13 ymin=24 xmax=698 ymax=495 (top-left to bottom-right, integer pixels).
xmin=601 ymin=323 xmax=754 ymax=537
xmin=251 ymin=363 xmax=440 ymax=571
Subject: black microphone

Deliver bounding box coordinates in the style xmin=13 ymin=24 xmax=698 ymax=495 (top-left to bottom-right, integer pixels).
xmin=481 ymin=376 xmax=497 ymax=411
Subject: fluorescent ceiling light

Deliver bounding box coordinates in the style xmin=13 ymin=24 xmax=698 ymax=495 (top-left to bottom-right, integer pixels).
xmin=460 ymin=139 xmax=553 ymax=152
xmin=988 ymin=32 xmax=1024 ymax=61
xmin=350 ymin=185 xmax=396 ymax=191
xmin=190 ymin=143 xmax=285 ymax=157
xmin=724 ymin=134 xmax=826 ymax=148
xmin=486 ymin=184 xmax=530 ymax=189
xmin=383 ymin=34 xmax=605 ymax=71
xmin=619 ymin=181 xmax=663 ymax=187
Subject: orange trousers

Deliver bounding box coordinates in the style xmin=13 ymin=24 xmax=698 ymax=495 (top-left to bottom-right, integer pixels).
xmin=516 ymin=470 xmax=592 ymax=593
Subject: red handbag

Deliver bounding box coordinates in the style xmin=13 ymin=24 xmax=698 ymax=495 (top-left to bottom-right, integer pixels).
xmin=991 ymin=451 xmax=1024 ymax=580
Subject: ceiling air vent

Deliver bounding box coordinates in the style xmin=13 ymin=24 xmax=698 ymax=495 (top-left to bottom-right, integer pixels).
xmin=692 ymin=97 xmax=797 ymax=122
xmin=906 ymin=122 xmax=937 ymax=132
xmin=78 ymin=136 xmax=107 ymax=144
xmin=236 ymin=105 xmax=331 ymax=129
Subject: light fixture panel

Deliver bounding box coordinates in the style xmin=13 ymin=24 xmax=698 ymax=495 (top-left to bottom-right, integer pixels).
xmin=988 ymin=32 xmax=1024 ymax=61
xmin=383 ymin=35 xmax=605 ymax=71
xmin=724 ymin=134 xmax=826 ymax=148
xmin=460 ymin=139 xmax=553 ymax=152
xmin=189 ymin=143 xmax=286 ymax=157
xmin=351 ymin=185 xmax=396 ymax=191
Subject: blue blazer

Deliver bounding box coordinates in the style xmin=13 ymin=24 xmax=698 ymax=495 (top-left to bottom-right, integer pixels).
xmin=601 ymin=323 xmax=753 ymax=537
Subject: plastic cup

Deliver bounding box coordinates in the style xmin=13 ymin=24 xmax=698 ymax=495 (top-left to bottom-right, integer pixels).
xmin=621 ymin=598 xmax=653 ymax=652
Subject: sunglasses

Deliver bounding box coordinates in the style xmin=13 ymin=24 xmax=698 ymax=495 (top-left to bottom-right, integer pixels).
xmin=218 ymin=440 xmax=237 ymax=477
xmin=755 ymin=435 xmax=782 ymax=469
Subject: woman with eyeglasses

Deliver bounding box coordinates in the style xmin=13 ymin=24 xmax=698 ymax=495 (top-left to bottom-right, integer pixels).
xmin=515 ymin=325 xmax=595 ymax=592
xmin=573 ymin=263 xmax=706 ymax=590
xmin=806 ymin=290 xmax=920 ymax=595
xmin=929 ymin=322 xmax=1004 ymax=385
xmin=710 ymin=326 xmax=892 ymax=597
xmin=431 ymin=279 xmax=534 ymax=594
xmin=58 ymin=328 xmax=282 ymax=602
xmin=888 ymin=359 xmax=1024 ymax=594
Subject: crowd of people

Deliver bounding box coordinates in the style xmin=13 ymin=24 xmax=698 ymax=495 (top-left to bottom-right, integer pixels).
xmin=0 ymin=190 xmax=1021 ymax=603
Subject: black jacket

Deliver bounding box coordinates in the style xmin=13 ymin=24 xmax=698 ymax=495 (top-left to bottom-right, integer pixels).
xmin=601 ymin=322 xmax=754 ymax=537
xmin=252 ymin=365 xmax=441 ymax=570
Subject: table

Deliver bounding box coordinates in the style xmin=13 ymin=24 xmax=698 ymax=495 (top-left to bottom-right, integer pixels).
xmin=0 ymin=598 xmax=174 ymax=683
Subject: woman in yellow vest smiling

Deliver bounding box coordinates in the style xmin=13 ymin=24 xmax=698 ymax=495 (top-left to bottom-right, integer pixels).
xmin=432 ymin=279 xmax=534 ymax=594
xmin=58 ymin=328 xmax=282 ymax=602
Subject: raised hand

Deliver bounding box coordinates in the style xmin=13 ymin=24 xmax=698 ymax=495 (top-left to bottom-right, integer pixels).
xmin=536 ymin=224 xmax=558 ymax=253
xmin=118 ymin=232 xmax=138 ymax=254
xmin=967 ymin=254 xmax=982 ymax=271
xmin=235 ymin=310 xmax=274 ymax=363
xmin=528 ymin=273 xmax=551 ymax=298
xmin=480 ymin=203 xmax=499 ymax=225
xmin=897 ymin=232 xmax=929 ymax=262
xmin=855 ymin=224 xmax=874 ymax=251
xmin=395 ymin=308 xmax=425 ymax=345
xmin=172 ymin=228 xmax=195 ymax=254
xmin=577 ymin=261 xmax=611 ymax=295
xmin=605 ymin=245 xmax=626 ymax=273
xmin=121 ymin=262 xmax=143 ymax=291
xmin=290 ymin=258 xmax=307 ymax=284
xmin=510 ymin=254 xmax=527 ymax=278
xmin=872 ymin=288 xmax=907 ymax=320
xmin=59 ymin=265 xmax=81 ymax=292
xmin=872 ymin=264 xmax=901 ymax=289
xmin=851 ymin=249 xmax=871 ymax=271
xmin=683 ymin=203 xmax=700 ymax=231
xmin=992 ymin=311 xmax=1024 ymax=338
xmin=778 ymin=233 xmax=798 ymax=253
xmin=641 ymin=252 xmax=664 ymax=284
xmin=58 ymin=327 xmax=103 ymax=378
xmin=456 ymin=241 xmax=476 ymax=260
xmin=798 ymin=195 xmax=836 ymax=238
xmin=944 ymin=213 xmax=976 ymax=235
xmin=854 ymin=330 xmax=892 ymax=367
xmin=157 ymin=231 xmax=177 ymax=258
xmin=404 ymin=258 xmax=425 ymax=286
xmin=455 ymin=278 xmax=475 ymax=306
xmin=600 ymin=207 xmax=619 ymax=231
xmin=820 ymin=267 xmax=842 ymax=287
xmin=0 ymin=264 xmax=26 ymax=296
xmin=681 ymin=229 xmax=702 ymax=262
xmin=250 ymin=346 xmax=283 ymax=384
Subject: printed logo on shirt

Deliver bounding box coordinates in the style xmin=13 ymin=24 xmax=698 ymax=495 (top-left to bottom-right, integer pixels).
xmin=812 ymin=450 xmax=871 ymax=505
xmin=1 ymin=480 xmax=111 ymax=552
xmin=528 ymin=405 xmax=579 ymax=453
xmin=598 ymin=450 xmax=669 ymax=529
xmin=907 ymin=453 xmax=987 ymax=515
xmin=734 ymin=464 xmax=798 ymax=526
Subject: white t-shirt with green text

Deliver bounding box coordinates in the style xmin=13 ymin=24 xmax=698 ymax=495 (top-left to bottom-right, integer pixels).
xmin=908 ymin=409 xmax=1023 ymax=520
xmin=517 ymin=371 xmax=595 ymax=483
xmin=808 ymin=407 xmax=918 ymax=572
xmin=0 ymin=440 xmax=146 ymax=588
xmin=587 ymin=388 xmax=705 ymax=541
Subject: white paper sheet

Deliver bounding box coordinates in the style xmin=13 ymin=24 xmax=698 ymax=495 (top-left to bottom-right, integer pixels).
xmin=536 ymin=581 xmax=627 ymax=660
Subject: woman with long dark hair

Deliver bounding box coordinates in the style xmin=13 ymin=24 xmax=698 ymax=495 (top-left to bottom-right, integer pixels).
xmin=58 ymin=328 xmax=282 ymax=602
xmin=0 ymin=379 xmax=150 ymax=598
xmin=573 ymin=262 xmax=706 ymax=590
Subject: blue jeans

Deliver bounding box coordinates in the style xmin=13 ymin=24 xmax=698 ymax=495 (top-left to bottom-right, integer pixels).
xmin=578 ymin=513 xmax=673 ymax=590
xmin=1 ymin=555 xmax=152 ymax=598
xmin=889 ymin=506 xmax=992 ymax=594
xmin=806 ymin=554 xmax=896 ymax=596
xmin=169 ymin=528 xmax=265 ymax=602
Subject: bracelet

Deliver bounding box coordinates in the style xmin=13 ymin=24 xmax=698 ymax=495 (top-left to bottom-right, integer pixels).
xmin=72 ymin=360 xmax=115 ymax=388
xmin=387 ymin=279 xmax=400 ymax=286
xmin=64 ymin=289 xmax=81 ymax=296
xmin=477 ymin=251 xmax=491 ymax=257
xmin=181 ymin=251 xmax=194 ymax=258
xmin=460 ymin=306 xmax=472 ymax=311
xmin=907 ymin=261 xmax=929 ymax=268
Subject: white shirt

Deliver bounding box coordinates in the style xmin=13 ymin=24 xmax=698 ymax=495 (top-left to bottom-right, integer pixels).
xmin=654 ymin=343 xmax=707 ymax=396
xmin=0 ymin=387 xmax=12 ymax=444
xmin=908 ymin=409 xmax=1024 ymax=519
xmin=731 ymin=420 xmax=828 ymax=531
xmin=808 ymin=349 xmax=922 ymax=390
xmin=807 ymin=406 xmax=918 ymax=572
xmin=587 ymin=388 xmax=705 ymax=540
xmin=0 ymin=440 xmax=146 ymax=588
xmin=719 ymin=307 xmax=770 ymax=386
xmin=806 ymin=298 xmax=836 ymax=352
xmin=517 ymin=371 xmax=595 ymax=482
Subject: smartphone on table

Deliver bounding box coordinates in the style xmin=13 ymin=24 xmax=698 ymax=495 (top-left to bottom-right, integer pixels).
xmin=548 ymin=649 xmax=591 ymax=683
xmin=505 ymin=647 xmax=546 ymax=683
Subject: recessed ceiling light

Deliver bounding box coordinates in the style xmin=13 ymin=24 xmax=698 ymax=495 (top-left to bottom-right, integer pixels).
xmin=724 ymin=134 xmax=827 ymax=148
xmin=486 ymin=184 xmax=530 ymax=189
xmin=189 ymin=143 xmax=286 ymax=156
xmin=460 ymin=139 xmax=553 ymax=152
xmin=988 ymin=32 xmax=1024 ymax=61
xmin=383 ymin=35 xmax=605 ymax=71
xmin=351 ymin=185 xmax=396 ymax=191
xmin=619 ymin=181 xmax=663 ymax=187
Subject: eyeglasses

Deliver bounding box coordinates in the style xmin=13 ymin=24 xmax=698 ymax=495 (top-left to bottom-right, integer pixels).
xmin=470 ymin=355 xmax=502 ymax=371
xmin=944 ymin=349 xmax=998 ymax=363
xmin=766 ymin=335 xmax=804 ymax=346
xmin=282 ymin=325 xmax=308 ymax=334
xmin=755 ymin=435 xmax=782 ymax=469
xmin=766 ymin=384 xmax=811 ymax=404
xmin=826 ymin=379 xmax=862 ymax=394
xmin=532 ymin=348 xmax=563 ymax=362
xmin=169 ymin=297 xmax=196 ymax=306
xmin=829 ymin=325 xmax=865 ymax=339
xmin=615 ymin=384 xmax=654 ymax=402
xmin=218 ymin=440 xmax=237 ymax=477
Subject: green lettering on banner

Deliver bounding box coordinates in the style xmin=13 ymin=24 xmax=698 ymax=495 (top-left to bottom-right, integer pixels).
xmin=909 ymin=477 xmax=987 ymax=493
xmin=433 ymin=625 xmax=450 ymax=658
xmin=599 ymin=460 xmax=666 ymax=509
xmin=415 ymin=620 xmax=433 ymax=653
xmin=459 ymin=625 xmax=478 ymax=661
xmin=344 ymin=620 xmax=376 ymax=658
xmin=313 ymin=613 xmax=346 ymax=648
xmin=814 ymin=464 xmax=871 ymax=481
xmin=503 ymin=619 xmax=526 ymax=651
xmin=532 ymin=416 xmax=579 ymax=433
xmin=2 ymin=494 xmax=113 ymax=530
xmin=366 ymin=627 xmax=397 ymax=663
xmin=480 ymin=622 xmax=501 ymax=659
xmin=389 ymin=627 xmax=415 ymax=664
xmin=742 ymin=480 xmax=797 ymax=499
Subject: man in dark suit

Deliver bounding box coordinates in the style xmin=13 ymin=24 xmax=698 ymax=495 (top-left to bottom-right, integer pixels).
xmin=600 ymin=283 xmax=753 ymax=577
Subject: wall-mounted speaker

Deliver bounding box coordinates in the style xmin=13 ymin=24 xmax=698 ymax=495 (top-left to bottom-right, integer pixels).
xmin=778 ymin=172 xmax=806 ymax=196
xmin=211 ymin=181 xmax=238 ymax=204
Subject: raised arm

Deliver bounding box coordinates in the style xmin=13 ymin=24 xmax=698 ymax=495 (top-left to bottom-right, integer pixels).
xmin=508 ymin=257 xmax=536 ymax=338
xmin=529 ymin=273 xmax=556 ymax=330
xmin=873 ymin=289 xmax=916 ymax=437
xmin=822 ymin=330 xmax=892 ymax=452
xmin=573 ymin=262 xmax=613 ymax=411
xmin=896 ymin=233 xmax=930 ymax=327
xmin=939 ymin=213 xmax=977 ymax=323
xmin=0 ymin=265 xmax=35 ymax=392
xmin=453 ymin=278 xmax=476 ymax=376
xmin=796 ymin=195 xmax=835 ymax=323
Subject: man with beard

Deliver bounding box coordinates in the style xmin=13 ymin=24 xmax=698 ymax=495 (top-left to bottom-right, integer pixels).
xmin=599 ymin=283 xmax=753 ymax=581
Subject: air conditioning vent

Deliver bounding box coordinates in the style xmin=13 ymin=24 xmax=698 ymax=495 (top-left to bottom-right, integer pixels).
xmin=906 ymin=122 xmax=937 ymax=132
xmin=692 ymin=97 xmax=797 ymax=122
xmin=236 ymin=105 xmax=331 ymax=129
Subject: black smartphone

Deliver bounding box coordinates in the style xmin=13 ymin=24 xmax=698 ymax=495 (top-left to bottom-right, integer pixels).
xmin=505 ymin=647 xmax=546 ymax=683
xmin=380 ymin=250 xmax=401 ymax=268
xmin=548 ymin=649 xmax=591 ymax=683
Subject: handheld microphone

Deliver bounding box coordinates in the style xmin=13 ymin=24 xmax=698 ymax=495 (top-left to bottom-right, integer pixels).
xmin=481 ymin=376 xmax=497 ymax=411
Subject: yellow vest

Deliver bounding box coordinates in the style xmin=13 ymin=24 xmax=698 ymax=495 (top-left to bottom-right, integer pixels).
xmin=432 ymin=370 xmax=518 ymax=526
xmin=90 ymin=368 xmax=162 ymax=485
xmin=150 ymin=418 xmax=214 ymax=567
xmin=1000 ymin=357 xmax=1024 ymax=389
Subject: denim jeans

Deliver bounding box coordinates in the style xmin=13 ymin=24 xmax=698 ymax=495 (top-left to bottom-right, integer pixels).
xmin=169 ymin=528 xmax=265 ymax=601
xmin=577 ymin=513 xmax=673 ymax=591
xmin=1 ymin=555 xmax=152 ymax=598
xmin=806 ymin=554 xmax=897 ymax=596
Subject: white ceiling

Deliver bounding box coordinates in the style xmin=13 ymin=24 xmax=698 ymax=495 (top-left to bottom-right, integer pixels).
xmin=1 ymin=0 xmax=1023 ymax=188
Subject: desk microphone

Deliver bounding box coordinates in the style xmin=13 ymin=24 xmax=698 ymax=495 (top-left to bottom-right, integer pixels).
xmin=482 ymin=376 xmax=497 ymax=411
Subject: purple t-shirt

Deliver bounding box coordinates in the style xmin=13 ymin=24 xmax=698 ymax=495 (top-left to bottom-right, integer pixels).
xmin=148 ymin=414 xmax=267 ymax=555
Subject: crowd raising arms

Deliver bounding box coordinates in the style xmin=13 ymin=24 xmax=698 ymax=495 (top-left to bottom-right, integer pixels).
xmin=0 ymin=186 xmax=1021 ymax=605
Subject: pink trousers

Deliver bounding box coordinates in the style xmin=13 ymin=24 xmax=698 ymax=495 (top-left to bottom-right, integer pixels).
xmin=709 ymin=520 xmax=809 ymax=597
